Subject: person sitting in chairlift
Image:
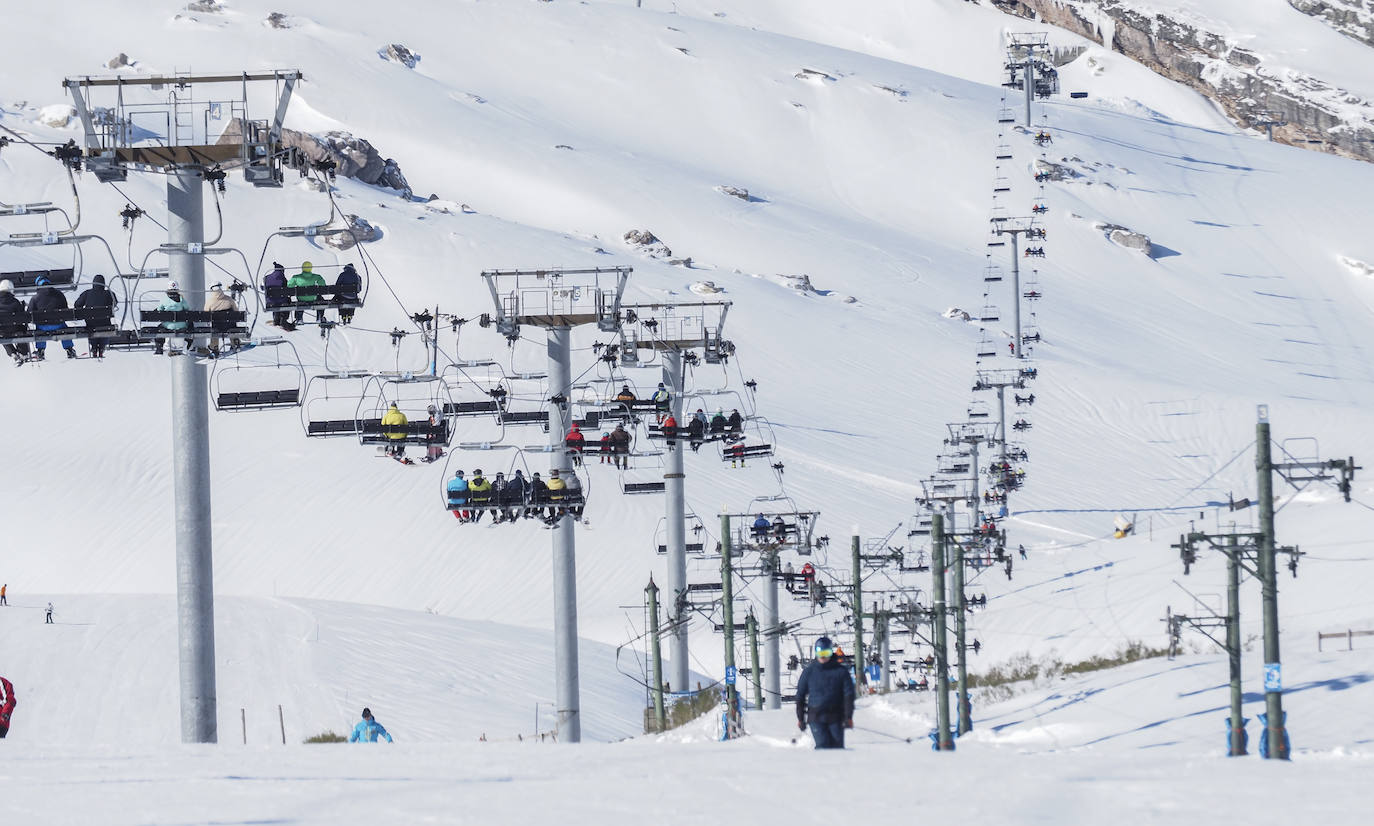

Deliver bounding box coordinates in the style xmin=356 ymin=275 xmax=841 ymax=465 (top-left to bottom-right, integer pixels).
xmin=686 ymin=410 xmax=706 ymax=452
xmin=725 ymin=409 xmax=744 ymax=440
xmin=526 ymin=472 xmax=549 ymax=518
xmin=614 ymin=384 xmax=637 ymax=403
xmin=752 ymin=513 xmax=771 ymax=539
xmin=709 ymin=409 xmax=727 ymax=434
xmin=598 ymin=431 xmax=612 ymax=464
xmin=381 ymin=402 xmax=408 ymax=459
xmin=563 ymin=471 xmax=584 ymax=519
xmin=501 ymin=470 xmax=529 ymax=522
xmin=650 ymin=382 xmax=670 ymax=423
xmin=467 ymin=469 xmax=492 ymax=522
xmin=565 ymin=423 xmax=586 ymax=466
xmin=447 ymin=470 xmax=470 ymax=522
xmin=334 ymin=263 xmax=362 ymax=325
xmin=661 ymin=413 xmax=678 ymax=445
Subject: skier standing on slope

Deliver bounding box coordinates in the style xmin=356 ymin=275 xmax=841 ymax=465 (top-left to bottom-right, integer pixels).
xmin=348 ymin=707 xmax=393 ymax=743
xmin=0 ymin=676 xmax=15 ymax=737
xmin=795 ymin=636 xmax=855 ymax=750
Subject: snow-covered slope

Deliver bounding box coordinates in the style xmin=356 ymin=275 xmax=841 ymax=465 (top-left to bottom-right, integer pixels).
xmin=1 ymin=0 xmax=1372 ymax=749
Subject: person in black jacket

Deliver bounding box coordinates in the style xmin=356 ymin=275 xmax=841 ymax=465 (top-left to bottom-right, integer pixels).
xmin=0 ymin=280 xmax=31 ymax=365
xmin=501 ymin=469 xmax=529 ymax=523
xmin=74 ymin=274 xmax=118 ymax=358
xmin=334 ymin=263 xmax=362 ymax=324
xmin=795 ymin=635 xmax=855 ymax=749
xmin=30 ymin=276 xmax=77 ymax=360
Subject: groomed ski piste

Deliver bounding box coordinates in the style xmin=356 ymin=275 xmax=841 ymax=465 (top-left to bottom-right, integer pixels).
xmin=1 ymin=1 xmax=1373 ymax=822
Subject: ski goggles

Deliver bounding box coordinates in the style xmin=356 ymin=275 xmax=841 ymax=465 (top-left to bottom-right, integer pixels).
xmin=815 ymin=647 xmax=834 ymax=659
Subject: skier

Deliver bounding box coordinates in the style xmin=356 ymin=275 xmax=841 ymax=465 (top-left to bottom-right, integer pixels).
xmin=333 ymin=263 xmax=362 ymax=324
xmin=725 ymin=409 xmax=744 ymax=438
xmin=0 ymin=676 xmax=14 ymax=738
xmin=609 ymin=424 xmax=632 ymax=469
xmin=202 ymin=282 xmax=241 ymax=355
xmin=263 ymin=262 xmax=292 ymax=330
xmin=795 ymin=636 xmax=855 ymax=749
xmin=467 ymin=469 xmax=493 ymax=523
xmin=650 ymin=382 xmax=670 ymax=423
xmin=0 ymin=583 xmax=6 ymax=605
xmin=30 ymin=275 xmax=77 ymax=360
xmin=381 ymin=402 xmax=409 ymax=461
xmin=1019 ymin=544 xmax=1027 ymax=560
xmin=153 ymin=281 xmax=192 ymax=356
xmin=73 ymin=274 xmax=118 ymax=358
xmin=545 ymin=468 xmax=568 ymax=522
xmin=752 ymin=513 xmax=771 ymax=540
xmin=447 ymin=470 xmax=470 ymax=522
xmin=45 ymin=602 xmax=54 ymax=624
xmin=526 ymin=472 xmax=549 ymax=518
xmin=288 ymin=261 xmax=326 ymax=326
xmin=348 ymin=707 xmax=393 ymax=743
xmin=709 ymin=409 xmax=727 ymax=435
xmin=563 ymin=471 xmax=584 ymax=519
xmin=660 ymin=413 xmax=678 ymax=446
xmin=565 ymin=424 xmax=586 ymax=466
xmin=598 ymin=431 xmax=612 ymax=464
xmin=423 ymin=405 xmax=446 ymax=464
xmin=502 ymin=469 xmax=529 ymax=522
xmin=685 ymin=413 xmax=705 ymax=452
xmin=0 ymin=280 xmax=31 ymax=365
xmin=614 ymin=384 xmax=636 ymax=403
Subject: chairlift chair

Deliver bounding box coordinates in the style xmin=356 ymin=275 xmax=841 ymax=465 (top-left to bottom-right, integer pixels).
xmin=255 ymin=223 xmax=370 ymax=321
xmin=356 ymin=373 xmax=457 ymax=447
xmin=210 ymin=337 xmax=305 ymax=411
xmin=653 ymin=514 xmax=707 ymax=556
xmin=301 ymin=370 xmax=372 ymax=436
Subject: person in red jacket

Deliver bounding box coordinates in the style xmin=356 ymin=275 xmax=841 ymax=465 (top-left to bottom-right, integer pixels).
xmin=565 ymin=424 xmax=586 ymax=466
xmin=661 ymin=413 xmax=678 ymax=446
xmin=0 ymin=676 xmax=15 ymax=738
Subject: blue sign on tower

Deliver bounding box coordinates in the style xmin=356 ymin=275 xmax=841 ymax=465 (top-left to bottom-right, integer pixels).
xmin=725 ymin=665 xmax=738 ymax=686
xmin=1263 ymin=662 xmax=1282 ymax=692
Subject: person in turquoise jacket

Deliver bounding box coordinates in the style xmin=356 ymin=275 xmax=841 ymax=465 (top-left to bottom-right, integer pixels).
xmin=349 ymin=707 xmax=393 ymax=743
xmin=154 ymin=281 xmax=192 ymax=355
xmin=288 ymin=261 xmax=327 ymax=325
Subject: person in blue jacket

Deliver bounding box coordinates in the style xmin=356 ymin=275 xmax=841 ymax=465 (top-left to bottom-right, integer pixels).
xmin=795 ymin=636 xmax=855 ymax=749
xmin=447 ymin=470 xmax=470 ymax=522
xmin=349 ymin=707 xmax=393 ymax=743
xmin=752 ymin=513 xmax=771 ymax=540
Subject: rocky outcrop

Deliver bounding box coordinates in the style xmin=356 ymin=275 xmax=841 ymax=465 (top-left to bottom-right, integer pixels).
xmin=992 ymin=1 xmax=1374 ymax=163
xmin=1288 ymin=1 xmax=1374 ymax=48
xmin=381 ymin=44 xmax=420 ymax=69
xmin=219 ymin=119 xmax=412 ymax=196
xmin=323 ymin=214 xmax=380 ymax=250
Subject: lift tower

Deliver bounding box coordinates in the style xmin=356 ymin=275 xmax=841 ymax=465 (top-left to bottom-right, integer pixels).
xmin=63 ymin=70 xmax=300 ymax=743
xmin=617 ymin=301 xmax=733 ymax=698
xmin=484 ymin=267 xmax=629 ymax=743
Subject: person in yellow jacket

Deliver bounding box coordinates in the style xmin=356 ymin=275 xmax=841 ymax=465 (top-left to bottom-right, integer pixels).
xmin=466 ymin=469 xmax=493 ymax=524
xmin=381 ymin=402 xmax=408 ymax=459
xmin=544 ymin=468 xmax=568 ymax=522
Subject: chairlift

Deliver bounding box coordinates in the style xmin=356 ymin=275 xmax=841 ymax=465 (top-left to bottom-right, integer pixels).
xmin=254 ymin=222 xmax=370 ymax=322
xmin=356 ymin=373 xmax=457 ymax=448
xmin=301 ymin=371 xmax=372 ymax=436
xmin=440 ymin=446 xmax=588 ymax=522
xmin=210 ymin=337 xmax=305 ymax=411
xmin=719 ymin=416 xmax=776 ymax=466
xmin=654 ymin=514 xmax=707 ymax=556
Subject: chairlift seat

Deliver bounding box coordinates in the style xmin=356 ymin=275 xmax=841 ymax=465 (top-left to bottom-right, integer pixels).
xmin=623 ymin=481 xmax=666 ymax=495
xmin=139 ymin=310 xmax=248 ymax=335
xmin=722 ymin=443 xmax=774 ymax=460
xmin=501 ymin=410 xmax=550 ymax=426
xmin=4 ymin=268 xmax=76 ymax=294
xmin=656 ymin=542 xmax=705 ymax=555
xmin=217 ymin=389 xmax=301 ymax=410
xmin=359 ymin=419 xmax=450 ymax=445
xmin=306 ymin=418 xmax=365 ymax=437
xmin=444 ymin=400 xmax=504 ymax=417
xmin=686 ymin=582 xmax=723 ymax=592
xmin=264 ymin=284 xmax=363 ymax=309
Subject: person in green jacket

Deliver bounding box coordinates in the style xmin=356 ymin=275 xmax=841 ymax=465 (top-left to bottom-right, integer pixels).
xmin=288 ymin=261 xmax=327 ymax=325
xmin=154 ymin=281 xmax=192 ymax=355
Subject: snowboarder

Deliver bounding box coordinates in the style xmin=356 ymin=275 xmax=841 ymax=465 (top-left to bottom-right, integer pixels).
xmin=74 ymin=274 xmax=118 ymax=358
xmin=1019 ymin=544 xmax=1027 ymax=560
xmin=30 ymin=275 xmax=77 ymax=360
xmin=288 ymin=261 xmax=327 ymax=325
xmin=263 ymin=262 xmax=292 ymax=329
xmin=45 ymin=602 xmax=54 ymax=624
xmin=0 ymin=676 xmax=15 ymax=738
xmin=153 ymin=282 xmax=192 ymax=355
xmin=334 ymin=263 xmax=362 ymax=324
xmin=381 ymin=402 xmax=409 ymax=460
xmin=0 ymin=280 xmax=31 ymax=365
xmin=348 ymin=707 xmax=393 ymax=743
xmin=795 ymin=636 xmax=855 ymax=749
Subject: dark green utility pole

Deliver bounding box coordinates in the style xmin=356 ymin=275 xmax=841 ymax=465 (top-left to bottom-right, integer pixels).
xmin=1255 ymin=407 xmax=1288 ymax=759
xmin=646 ymin=576 xmax=666 ymax=732
xmin=746 ymin=612 xmax=763 ymax=711
xmin=1225 ymin=536 xmax=1245 ymax=756
xmin=720 ymin=513 xmax=739 ymax=739
xmin=948 ymin=507 xmax=971 ymax=734
xmin=851 ymin=535 xmax=865 ymax=692
xmin=931 ymin=513 xmax=954 ymax=751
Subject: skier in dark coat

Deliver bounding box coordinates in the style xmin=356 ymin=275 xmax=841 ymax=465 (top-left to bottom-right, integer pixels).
xmin=0 ymin=676 xmax=14 ymax=738
xmin=30 ymin=276 xmax=76 ymax=359
xmin=526 ymin=472 xmax=549 ymax=518
xmin=74 ymin=274 xmax=118 ymax=357
xmin=795 ymin=635 xmax=855 ymax=749
xmin=334 ymin=263 xmax=362 ymax=324
xmin=501 ymin=469 xmax=529 ymax=521
xmin=0 ymin=280 xmax=31 ymax=364
xmin=263 ymin=262 xmax=292 ymax=329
